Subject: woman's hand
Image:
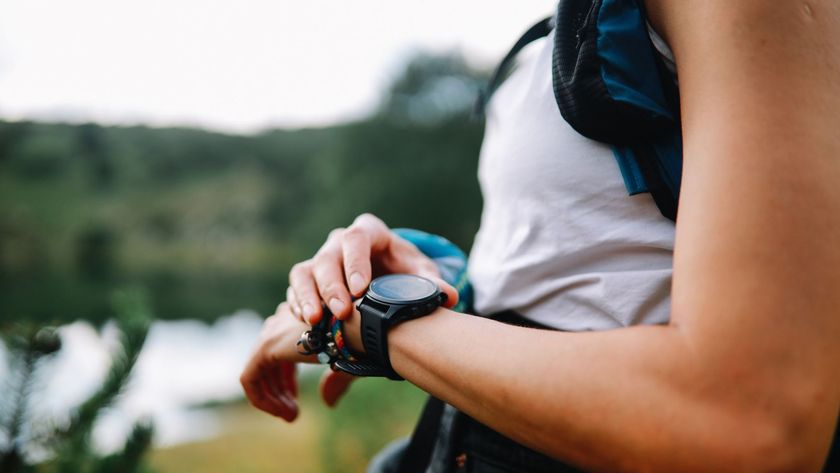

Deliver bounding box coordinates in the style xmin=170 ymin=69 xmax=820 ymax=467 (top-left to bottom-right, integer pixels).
xmin=286 ymin=213 xmax=448 ymax=324
xmin=240 ymin=302 xmax=362 ymax=419
xmin=238 ymin=302 xmax=308 ymax=420
xmin=246 ymin=214 xmax=462 ymax=417
xmin=240 ymin=302 xmax=308 ymax=421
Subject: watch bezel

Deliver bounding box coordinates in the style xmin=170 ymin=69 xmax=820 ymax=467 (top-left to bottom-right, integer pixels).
xmin=365 ymin=274 xmax=441 ymax=305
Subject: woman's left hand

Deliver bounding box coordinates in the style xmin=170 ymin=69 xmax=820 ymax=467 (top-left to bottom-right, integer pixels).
xmin=240 ymin=302 xmax=362 ymax=421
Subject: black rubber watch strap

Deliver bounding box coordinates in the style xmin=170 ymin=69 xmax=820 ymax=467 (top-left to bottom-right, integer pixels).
xmin=330 ymin=300 xmax=404 ymax=380
xmin=360 ymin=302 xmax=403 ymax=380
xmin=333 ymin=358 xmax=402 ymax=380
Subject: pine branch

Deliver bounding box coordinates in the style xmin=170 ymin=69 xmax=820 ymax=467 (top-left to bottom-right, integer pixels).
xmin=90 ymin=420 xmax=154 ymax=473
xmin=1 ymin=290 xmax=156 ymax=473
xmin=54 ymin=289 xmax=151 ymax=473
xmin=1 ymin=347 xmax=36 ymax=471
xmin=0 ymin=327 xmax=61 ymax=473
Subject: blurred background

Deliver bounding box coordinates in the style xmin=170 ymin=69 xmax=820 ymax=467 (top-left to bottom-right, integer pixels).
xmin=0 ymin=1 xmax=555 ymax=472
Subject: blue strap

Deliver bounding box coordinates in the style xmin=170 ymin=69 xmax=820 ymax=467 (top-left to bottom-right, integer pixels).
xmin=597 ymin=0 xmax=673 ymax=121
xmin=392 ymin=228 xmax=472 ymax=313
xmin=480 ymin=0 xmax=683 ymax=220
xmin=597 ymin=0 xmax=682 ymax=208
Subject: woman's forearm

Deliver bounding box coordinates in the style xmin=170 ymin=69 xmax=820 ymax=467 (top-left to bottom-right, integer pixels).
xmin=385 ymin=309 xmax=816 ymax=473
xmin=377 ymin=2 xmax=840 ymax=471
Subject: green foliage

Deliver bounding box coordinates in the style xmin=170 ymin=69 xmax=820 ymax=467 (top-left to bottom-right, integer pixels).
xmin=379 ymin=52 xmax=488 ymax=124
xmin=0 ymin=326 xmax=62 ymax=473
xmin=0 ymin=51 xmax=488 ymax=325
xmin=318 ymin=377 xmax=428 ymax=473
xmin=90 ymin=422 xmax=155 ymax=473
xmin=0 ymin=290 xmax=155 ymax=473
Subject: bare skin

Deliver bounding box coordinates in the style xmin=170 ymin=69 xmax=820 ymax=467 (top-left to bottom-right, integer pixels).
xmin=240 ymin=214 xmax=460 ymax=414
xmin=242 ymin=1 xmax=840 ymax=471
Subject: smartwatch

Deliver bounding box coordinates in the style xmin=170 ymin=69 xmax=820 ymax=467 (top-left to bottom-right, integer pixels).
xmin=334 ymin=274 xmax=447 ymax=380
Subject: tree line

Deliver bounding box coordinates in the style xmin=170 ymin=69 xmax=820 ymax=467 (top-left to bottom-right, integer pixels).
xmin=0 ymin=53 xmax=488 ymax=324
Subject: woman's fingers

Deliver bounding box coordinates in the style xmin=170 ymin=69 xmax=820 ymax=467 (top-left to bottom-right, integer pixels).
xmin=285 ymin=287 xmax=302 ymax=321
xmin=266 ymin=362 xmax=299 ymax=418
xmin=240 ymin=304 xmax=316 ymax=422
xmin=260 ymin=377 xmax=298 ymax=421
xmin=289 ymin=260 xmax=322 ymax=324
xmin=289 ymin=214 xmax=450 ymax=324
xmin=340 ymin=226 xmax=373 ymax=296
xmin=240 ymin=357 xmax=298 ymax=422
xmin=313 ymin=229 xmax=354 ymax=320
xmin=427 ymin=276 xmax=460 ymax=309
xmin=282 ymin=361 xmax=298 ymax=398
xmin=319 ymin=368 xmax=357 ymax=407
xmin=341 ymin=214 xmax=393 ymax=297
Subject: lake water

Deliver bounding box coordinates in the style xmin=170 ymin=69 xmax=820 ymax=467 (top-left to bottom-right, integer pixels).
xmin=1 ymin=311 xmax=305 ymax=453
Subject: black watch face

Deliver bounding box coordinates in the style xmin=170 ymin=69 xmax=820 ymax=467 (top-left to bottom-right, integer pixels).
xmin=368 ymin=274 xmax=439 ymax=304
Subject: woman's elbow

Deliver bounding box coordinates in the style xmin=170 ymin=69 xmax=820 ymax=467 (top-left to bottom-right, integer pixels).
xmin=718 ymin=393 xmax=836 ymax=473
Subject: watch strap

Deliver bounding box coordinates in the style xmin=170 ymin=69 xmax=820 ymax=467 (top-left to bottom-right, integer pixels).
xmin=358 ymin=301 xmax=403 ymax=380
xmin=331 ymin=282 xmax=446 ymax=381
xmin=330 ymin=300 xmax=404 ymax=380
xmin=333 ymin=358 xmax=403 ymax=380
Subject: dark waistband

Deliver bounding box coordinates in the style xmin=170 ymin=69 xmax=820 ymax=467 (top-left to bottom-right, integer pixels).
xmin=456 ymin=413 xmax=585 ymax=473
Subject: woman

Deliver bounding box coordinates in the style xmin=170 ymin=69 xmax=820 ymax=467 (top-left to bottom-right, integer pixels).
xmin=240 ymin=1 xmax=840 ymax=471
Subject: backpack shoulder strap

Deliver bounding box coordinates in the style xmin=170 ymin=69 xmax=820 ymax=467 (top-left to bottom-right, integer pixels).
xmin=474 ymin=16 xmax=554 ymax=117
xmin=479 ymin=1 xmax=683 ymax=221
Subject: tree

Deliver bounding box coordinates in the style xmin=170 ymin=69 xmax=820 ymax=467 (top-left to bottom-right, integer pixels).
xmin=378 ymin=52 xmax=489 ymax=125
xmin=0 ymin=290 xmax=155 ymax=473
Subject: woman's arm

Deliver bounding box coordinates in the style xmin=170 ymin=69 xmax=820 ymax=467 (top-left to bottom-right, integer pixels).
xmin=347 ymin=2 xmax=840 ymax=471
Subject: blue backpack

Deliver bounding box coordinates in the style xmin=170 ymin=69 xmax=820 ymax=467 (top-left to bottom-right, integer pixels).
xmin=477 ymin=0 xmax=682 ymax=221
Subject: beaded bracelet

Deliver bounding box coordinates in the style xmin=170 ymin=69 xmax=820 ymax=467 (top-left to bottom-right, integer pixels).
xmin=329 ymin=314 xmax=357 ymax=362
xmin=296 ymin=308 xmax=358 ymax=364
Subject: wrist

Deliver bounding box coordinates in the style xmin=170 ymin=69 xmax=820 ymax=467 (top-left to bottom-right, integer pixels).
xmin=343 ymin=305 xmax=365 ymax=355
xmin=386 ymin=306 xmax=451 ymax=380
xmin=265 ymin=310 xmax=319 ymax=364
xmin=333 ymin=274 xmax=448 ymax=380
xmin=344 ymin=304 xmax=449 ymax=359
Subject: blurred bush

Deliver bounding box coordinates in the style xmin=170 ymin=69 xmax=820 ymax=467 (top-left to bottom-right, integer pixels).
xmin=0 ymin=290 xmax=154 ymax=473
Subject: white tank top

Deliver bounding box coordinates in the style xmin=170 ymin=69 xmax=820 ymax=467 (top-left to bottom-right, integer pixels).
xmin=467 ymin=28 xmax=676 ymax=331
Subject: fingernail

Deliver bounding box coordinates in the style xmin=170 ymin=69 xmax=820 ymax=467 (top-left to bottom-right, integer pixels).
xmin=302 ymin=303 xmax=315 ymax=322
xmin=328 ymin=298 xmax=345 ymax=315
xmin=349 ymin=272 xmax=365 ymax=293
xmin=279 ymin=394 xmax=297 ymax=409
xmin=325 ymin=394 xmax=337 ymax=408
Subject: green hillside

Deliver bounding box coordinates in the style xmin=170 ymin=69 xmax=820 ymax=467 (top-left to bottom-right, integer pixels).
xmin=0 ymin=53 xmax=487 ymax=324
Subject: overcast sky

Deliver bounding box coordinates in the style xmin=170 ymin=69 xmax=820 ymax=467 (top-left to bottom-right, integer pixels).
xmin=0 ymin=0 xmax=555 ymax=133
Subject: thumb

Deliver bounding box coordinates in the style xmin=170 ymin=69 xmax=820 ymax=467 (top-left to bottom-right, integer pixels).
xmin=319 ymin=368 xmax=357 ymax=407
xmin=426 ymin=276 xmax=459 ymax=310
xmin=412 ymin=265 xmax=460 ymax=311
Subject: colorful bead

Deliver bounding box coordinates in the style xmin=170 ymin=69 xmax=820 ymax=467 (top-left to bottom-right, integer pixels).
xmin=329 ymin=314 xmax=357 ymax=362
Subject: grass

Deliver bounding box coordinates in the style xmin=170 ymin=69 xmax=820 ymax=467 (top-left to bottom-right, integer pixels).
xmin=150 ymin=403 xmax=321 ymax=473
xmin=150 ymin=374 xmax=428 ymax=473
